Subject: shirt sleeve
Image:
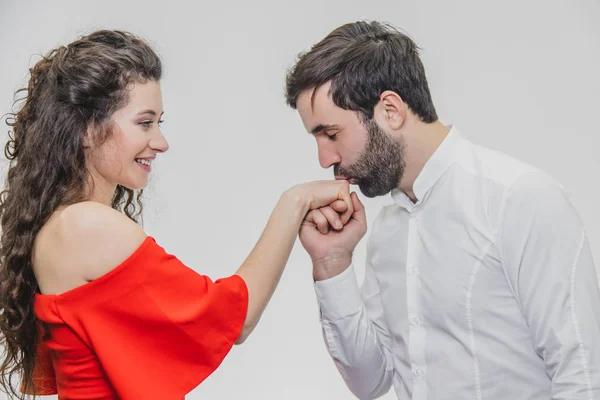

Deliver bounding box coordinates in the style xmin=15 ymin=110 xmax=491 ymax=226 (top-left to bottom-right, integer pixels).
xmin=500 ymin=171 xmax=600 ymax=398
xmin=29 ymin=236 xmax=248 ymax=399
xmin=314 ymin=259 xmax=395 ymax=399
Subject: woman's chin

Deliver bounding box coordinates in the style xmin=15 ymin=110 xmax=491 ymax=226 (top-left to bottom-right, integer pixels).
xmin=119 ymin=179 xmax=147 ymax=191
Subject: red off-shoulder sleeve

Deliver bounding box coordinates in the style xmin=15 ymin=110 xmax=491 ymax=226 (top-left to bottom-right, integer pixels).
xmin=25 ymin=332 xmax=57 ymax=395
xmin=28 ymin=236 xmax=248 ymax=398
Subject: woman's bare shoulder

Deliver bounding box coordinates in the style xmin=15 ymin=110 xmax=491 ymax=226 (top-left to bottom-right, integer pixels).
xmin=34 ymin=201 xmax=147 ymax=294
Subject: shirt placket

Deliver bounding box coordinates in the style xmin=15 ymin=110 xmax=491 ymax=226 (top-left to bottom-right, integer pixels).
xmin=406 ymin=210 xmax=427 ymax=399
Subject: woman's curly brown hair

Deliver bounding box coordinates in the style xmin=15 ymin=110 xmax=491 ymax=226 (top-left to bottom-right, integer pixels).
xmin=0 ymin=30 xmax=162 ymax=398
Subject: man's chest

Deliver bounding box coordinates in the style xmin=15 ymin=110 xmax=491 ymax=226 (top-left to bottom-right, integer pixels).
xmin=368 ymin=210 xmax=516 ymax=337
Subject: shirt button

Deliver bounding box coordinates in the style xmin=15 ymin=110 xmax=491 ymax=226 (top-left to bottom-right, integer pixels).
xmin=411 ymin=317 xmax=421 ymax=325
xmin=415 ymin=369 xmax=424 ymax=377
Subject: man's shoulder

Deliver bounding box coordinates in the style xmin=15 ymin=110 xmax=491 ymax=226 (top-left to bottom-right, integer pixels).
xmin=458 ymin=139 xmax=543 ymax=190
xmin=505 ymin=169 xmax=572 ymax=208
xmin=468 ymin=142 xmax=570 ymax=206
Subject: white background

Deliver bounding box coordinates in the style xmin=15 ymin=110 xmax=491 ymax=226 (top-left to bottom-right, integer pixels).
xmin=1 ymin=0 xmax=599 ymax=399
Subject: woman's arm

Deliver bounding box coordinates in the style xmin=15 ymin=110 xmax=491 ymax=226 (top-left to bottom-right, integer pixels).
xmin=38 ymin=181 xmax=352 ymax=345
xmin=234 ymin=181 xmax=352 ymax=343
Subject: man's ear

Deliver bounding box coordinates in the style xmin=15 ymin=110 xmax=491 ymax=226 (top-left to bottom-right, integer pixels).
xmin=373 ymin=90 xmax=406 ymax=131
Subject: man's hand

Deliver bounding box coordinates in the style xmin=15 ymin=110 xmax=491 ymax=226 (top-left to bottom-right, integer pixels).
xmin=299 ymin=192 xmax=367 ymax=281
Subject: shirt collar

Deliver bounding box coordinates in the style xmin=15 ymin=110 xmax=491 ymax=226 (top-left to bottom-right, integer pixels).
xmin=391 ymin=125 xmax=462 ymax=209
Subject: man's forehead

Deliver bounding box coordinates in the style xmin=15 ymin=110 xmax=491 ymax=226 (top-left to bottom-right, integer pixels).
xmin=298 ymin=83 xmax=334 ymax=122
xmin=309 ymin=82 xmax=333 ymax=109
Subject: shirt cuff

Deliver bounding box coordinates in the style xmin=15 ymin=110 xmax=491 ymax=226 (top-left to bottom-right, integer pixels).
xmin=314 ymin=264 xmax=363 ymax=321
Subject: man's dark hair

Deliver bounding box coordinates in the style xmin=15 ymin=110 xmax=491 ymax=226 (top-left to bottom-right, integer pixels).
xmin=285 ymin=20 xmax=438 ymax=123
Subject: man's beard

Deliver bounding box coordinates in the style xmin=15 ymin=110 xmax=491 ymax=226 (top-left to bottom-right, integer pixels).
xmin=334 ymin=119 xmax=405 ymax=198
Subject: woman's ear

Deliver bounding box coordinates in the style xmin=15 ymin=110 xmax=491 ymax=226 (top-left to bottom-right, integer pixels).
xmin=82 ymin=121 xmax=94 ymax=149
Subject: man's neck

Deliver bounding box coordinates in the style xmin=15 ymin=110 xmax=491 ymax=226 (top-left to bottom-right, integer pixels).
xmin=397 ymin=120 xmax=450 ymax=202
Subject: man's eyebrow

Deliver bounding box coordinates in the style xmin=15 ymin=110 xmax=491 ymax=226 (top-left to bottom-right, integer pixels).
xmin=310 ymin=124 xmax=340 ymax=135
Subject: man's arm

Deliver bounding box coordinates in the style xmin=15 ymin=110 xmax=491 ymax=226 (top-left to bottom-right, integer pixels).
xmin=500 ymin=171 xmax=600 ymax=398
xmin=300 ymin=193 xmax=395 ymax=399
xmin=313 ymin=251 xmax=395 ymax=399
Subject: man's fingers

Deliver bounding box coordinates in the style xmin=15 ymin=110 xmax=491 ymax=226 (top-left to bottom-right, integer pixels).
xmin=306 ymin=209 xmax=330 ymax=234
xmin=319 ymin=206 xmax=343 ymax=230
xmin=340 ymin=192 xmax=354 ymax=225
xmin=331 ymin=199 xmax=347 ymax=213
xmin=350 ymin=192 xmax=366 ymax=223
